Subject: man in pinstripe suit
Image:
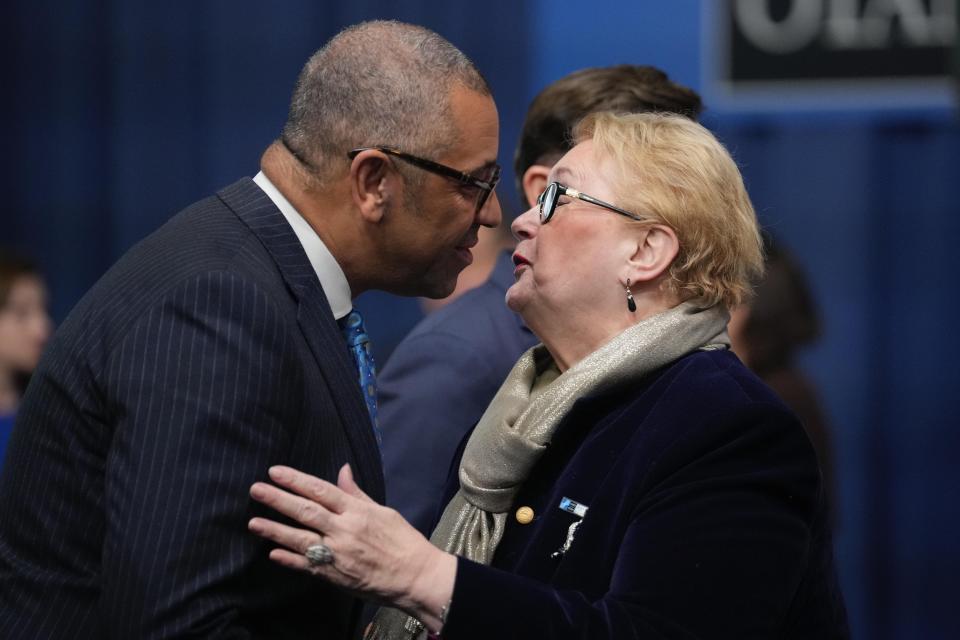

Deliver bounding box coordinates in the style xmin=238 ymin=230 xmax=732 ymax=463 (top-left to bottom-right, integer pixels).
xmin=0 ymin=21 xmax=501 ymax=639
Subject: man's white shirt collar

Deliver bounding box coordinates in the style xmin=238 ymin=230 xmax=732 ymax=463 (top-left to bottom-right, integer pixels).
xmin=253 ymin=171 xmax=352 ymax=320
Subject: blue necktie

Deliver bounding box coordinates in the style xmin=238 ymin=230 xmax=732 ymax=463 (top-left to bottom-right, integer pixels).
xmin=338 ymin=310 xmax=381 ymax=446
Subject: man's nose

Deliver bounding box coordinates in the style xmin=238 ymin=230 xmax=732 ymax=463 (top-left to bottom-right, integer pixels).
xmin=477 ymin=190 xmax=502 ymax=229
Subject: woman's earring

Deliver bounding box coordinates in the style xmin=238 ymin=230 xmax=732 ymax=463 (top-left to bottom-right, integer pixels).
xmin=625 ymin=279 xmax=637 ymax=313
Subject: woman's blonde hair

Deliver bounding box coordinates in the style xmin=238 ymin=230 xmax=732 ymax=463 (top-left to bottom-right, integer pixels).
xmin=574 ymin=111 xmax=763 ymax=309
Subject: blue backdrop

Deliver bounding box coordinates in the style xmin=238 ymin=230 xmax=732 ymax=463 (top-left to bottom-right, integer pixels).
xmin=3 ymin=2 xmax=958 ymax=638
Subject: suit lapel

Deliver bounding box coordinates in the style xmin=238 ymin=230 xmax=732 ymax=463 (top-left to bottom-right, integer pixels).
xmin=217 ymin=178 xmax=385 ymax=503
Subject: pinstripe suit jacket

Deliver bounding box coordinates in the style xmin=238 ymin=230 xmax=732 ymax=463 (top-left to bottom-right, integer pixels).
xmin=0 ymin=178 xmax=384 ymax=639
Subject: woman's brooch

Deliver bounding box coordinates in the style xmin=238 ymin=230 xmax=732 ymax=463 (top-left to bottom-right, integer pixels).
xmin=551 ymin=497 xmax=588 ymax=559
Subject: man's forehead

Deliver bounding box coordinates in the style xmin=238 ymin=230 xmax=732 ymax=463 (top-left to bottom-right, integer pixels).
xmin=448 ymin=85 xmax=497 ymax=121
xmin=446 ymin=87 xmax=499 ymax=171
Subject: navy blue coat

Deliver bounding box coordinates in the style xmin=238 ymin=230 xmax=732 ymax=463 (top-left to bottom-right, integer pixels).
xmin=379 ymin=251 xmax=537 ymax=534
xmin=0 ymin=178 xmax=383 ymax=638
xmin=441 ymin=349 xmax=849 ymax=639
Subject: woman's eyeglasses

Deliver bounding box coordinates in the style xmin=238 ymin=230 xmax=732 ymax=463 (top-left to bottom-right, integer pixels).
xmin=537 ymin=181 xmax=643 ymax=224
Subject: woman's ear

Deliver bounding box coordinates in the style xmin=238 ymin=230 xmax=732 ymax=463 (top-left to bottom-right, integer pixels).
xmin=521 ymin=165 xmax=551 ymax=209
xmin=350 ymin=151 xmax=394 ymax=223
xmin=625 ymin=224 xmax=680 ymax=285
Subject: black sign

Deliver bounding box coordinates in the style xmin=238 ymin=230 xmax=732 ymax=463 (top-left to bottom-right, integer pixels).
xmin=707 ymin=0 xmax=958 ymax=107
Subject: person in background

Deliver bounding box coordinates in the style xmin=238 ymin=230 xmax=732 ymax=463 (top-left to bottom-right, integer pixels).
xmin=728 ymin=233 xmax=838 ymax=524
xmin=379 ymin=65 xmax=703 ymax=535
xmin=0 ymin=21 xmax=501 ymax=639
xmin=0 ymin=250 xmax=52 ymax=467
xmin=249 ymin=112 xmax=849 ymax=639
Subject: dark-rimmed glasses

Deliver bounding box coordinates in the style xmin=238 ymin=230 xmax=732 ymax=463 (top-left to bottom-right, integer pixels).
xmin=348 ymin=147 xmax=501 ymax=214
xmin=537 ymin=181 xmax=644 ymax=224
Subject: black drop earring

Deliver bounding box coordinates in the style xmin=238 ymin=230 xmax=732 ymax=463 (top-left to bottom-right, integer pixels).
xmin=625 ymin=279 xmax=636 ymax=313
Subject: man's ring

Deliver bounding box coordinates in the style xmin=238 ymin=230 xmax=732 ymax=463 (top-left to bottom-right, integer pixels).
xmin=305 ymin=543 xmax=334 ymax=566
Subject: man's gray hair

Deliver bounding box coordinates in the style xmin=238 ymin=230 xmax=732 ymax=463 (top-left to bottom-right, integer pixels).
xmin=282 ymin=21 xmax=490 ymax=183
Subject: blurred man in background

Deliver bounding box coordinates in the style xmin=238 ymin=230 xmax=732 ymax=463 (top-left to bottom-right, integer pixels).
xmin=728 ymin=233 xmax=838 ymax=525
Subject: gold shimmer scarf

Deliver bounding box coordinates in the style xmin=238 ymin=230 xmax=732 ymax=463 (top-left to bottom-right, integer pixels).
xmin=366 ymin=302 xmax=730 ymax=639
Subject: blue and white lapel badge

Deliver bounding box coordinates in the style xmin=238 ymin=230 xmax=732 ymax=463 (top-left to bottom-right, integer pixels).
xmin=552 ymin=496 xmax=589 ymax=559
xmin=559 ymin=496 xmax=588 ymax=517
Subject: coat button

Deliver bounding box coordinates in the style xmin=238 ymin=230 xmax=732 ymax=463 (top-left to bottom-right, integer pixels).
xmin=515 ymin=506 xmax=534 ymax=524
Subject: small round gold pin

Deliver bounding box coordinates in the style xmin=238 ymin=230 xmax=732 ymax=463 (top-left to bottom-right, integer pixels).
xmin=515 ymin=506 xmax=534 ymax=525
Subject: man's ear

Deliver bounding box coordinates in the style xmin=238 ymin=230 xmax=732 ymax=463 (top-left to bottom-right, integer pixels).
xmin=521 ymin=165 xmax=551 ymax=209
xmin=626 ymin=224 xmax=680 ymax=285
xmin=350 ymin=151 xmax=394 ymax=223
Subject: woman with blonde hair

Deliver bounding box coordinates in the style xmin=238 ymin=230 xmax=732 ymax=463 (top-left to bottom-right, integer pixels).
xmin=249 ymin=112 xmax=849 ymax=639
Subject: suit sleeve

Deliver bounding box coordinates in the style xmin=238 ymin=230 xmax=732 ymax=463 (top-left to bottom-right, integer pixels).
xmin=379 ymin=331 xmax=501 ymax=535
xmin=97 ymin=270 xmax=302 ymax=638
xmin=441 ymin=403 xmax=824 ymax=640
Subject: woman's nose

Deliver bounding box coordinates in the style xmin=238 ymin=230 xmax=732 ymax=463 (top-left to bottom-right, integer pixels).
xmin=511 ymin=205 xmax=539 ymax=241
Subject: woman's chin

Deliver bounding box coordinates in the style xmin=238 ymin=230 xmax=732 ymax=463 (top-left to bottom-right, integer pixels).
xmin=504 ymin=285 xmax=528 ymax=315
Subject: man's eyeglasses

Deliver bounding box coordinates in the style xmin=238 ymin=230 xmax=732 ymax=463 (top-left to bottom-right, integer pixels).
xmin=537 ymin=181 xmax=644 ymax=224
xmin=347 ymin=147 xmax=501 ymax=214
